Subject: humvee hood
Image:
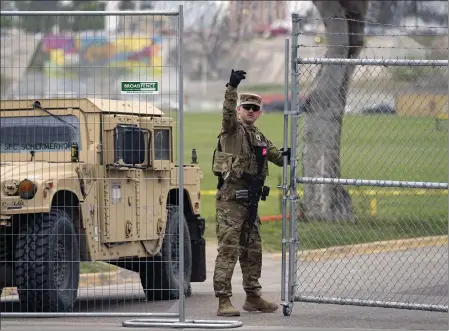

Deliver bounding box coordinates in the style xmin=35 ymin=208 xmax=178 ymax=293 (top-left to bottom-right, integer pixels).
xmin=0 ymin=161 xmax=76 ymax=182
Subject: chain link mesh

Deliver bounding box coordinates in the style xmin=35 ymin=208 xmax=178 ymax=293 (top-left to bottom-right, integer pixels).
xmin=283 ymin=13 xmax=448 ymax=314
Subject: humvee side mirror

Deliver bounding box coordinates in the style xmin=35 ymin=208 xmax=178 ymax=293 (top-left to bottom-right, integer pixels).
xmin=114 ymin=125 xmax=150 ymax=167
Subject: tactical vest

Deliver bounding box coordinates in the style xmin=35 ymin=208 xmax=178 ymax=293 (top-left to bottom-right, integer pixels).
xmin=212 ymin=126 xmax=269 ymax=190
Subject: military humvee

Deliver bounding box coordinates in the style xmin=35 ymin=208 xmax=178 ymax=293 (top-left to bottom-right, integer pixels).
xmin=0 ymin=98 xmax=206 ymax=312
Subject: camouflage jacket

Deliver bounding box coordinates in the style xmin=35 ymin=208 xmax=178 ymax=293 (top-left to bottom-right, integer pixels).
xmin=212 ymin=85 xmax=284 ymax=192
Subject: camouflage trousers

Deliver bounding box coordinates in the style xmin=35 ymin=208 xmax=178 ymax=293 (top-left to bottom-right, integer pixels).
xmin=213 ymin=198 xmax=262 ymax=298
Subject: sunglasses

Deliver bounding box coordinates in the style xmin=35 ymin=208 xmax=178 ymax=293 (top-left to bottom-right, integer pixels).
xmin=241 ymin=104 xmax=261 ymax=112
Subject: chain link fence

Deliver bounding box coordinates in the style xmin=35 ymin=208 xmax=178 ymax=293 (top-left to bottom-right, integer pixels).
xmin=0 ymin=7 xmax=242 ymax=329
xmin=281 ymin=12 xmax=448 ymax=316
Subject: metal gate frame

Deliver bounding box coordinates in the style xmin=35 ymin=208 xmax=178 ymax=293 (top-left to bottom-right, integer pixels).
xmin=280 ymin=12 xmax=449 ymax=317
xmin=0 ymin=6 xmax=242 ymax=329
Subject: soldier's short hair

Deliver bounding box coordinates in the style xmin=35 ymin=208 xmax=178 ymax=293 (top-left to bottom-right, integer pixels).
xmin=239 ymin=93 xmax=262 ymax=108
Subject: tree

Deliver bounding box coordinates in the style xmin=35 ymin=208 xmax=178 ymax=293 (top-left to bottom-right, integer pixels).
xmin=180 ymin=1 xmax=291 ymax=81
xmin=118 ymin=0 xmax=135 ymax=10
xmin=140 ymin=1 xmax=154 ymax=10
xmin=1 ymin=1 xmax=15 ymax=28
xmin=181 ymin=1 xmax=232 ymax=80
xmin=1 ymin=0 xmax=14 ymax=10
xmin=14 ymin=0 xmax=62 ymax=33
xmin=409 ymin=1 xmax=448 ymax=26
xmin=366 ymin=1 xmax=448 ymax=27
xmin=300 ymin=0 xmax=369 ymax=222
xmin=59 ymin=0 xmax=105 ymax=31
xmin=366 ymin=0 xmax=400 ymax=25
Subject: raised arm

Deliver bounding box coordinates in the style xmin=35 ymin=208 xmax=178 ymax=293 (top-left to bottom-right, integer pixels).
xmin=222 ymin=69 xmax=246 ymax=132
xmin=222 ymin=85 xmax=238 ymax=132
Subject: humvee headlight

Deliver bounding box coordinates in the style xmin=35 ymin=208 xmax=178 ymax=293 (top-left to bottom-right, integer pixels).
xmin=18 ymin=179 xmax=37 ymax=200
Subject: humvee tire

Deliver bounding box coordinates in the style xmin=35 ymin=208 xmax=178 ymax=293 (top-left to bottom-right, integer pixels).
xmin=14 ymin=209 xmax=80 ymax=312
xmin=140 ymin=205 xmax=192 ymax=301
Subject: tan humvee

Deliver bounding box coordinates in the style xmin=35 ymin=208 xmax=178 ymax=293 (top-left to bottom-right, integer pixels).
xmin=0 ymin=98 xmax=206 ymax=313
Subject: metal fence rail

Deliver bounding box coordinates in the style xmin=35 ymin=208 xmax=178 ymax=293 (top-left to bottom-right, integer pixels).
xmin=281 ymin=12 xmax=448 ymax=317
xmin=0 ymin=7 xmax=242 ymax=329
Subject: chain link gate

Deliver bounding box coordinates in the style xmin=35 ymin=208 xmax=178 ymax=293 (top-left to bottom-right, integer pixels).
xmin=0 ymin=6 xmax=242 ymax=329
xmin=281 ymin=12 xmax=448 ymax=316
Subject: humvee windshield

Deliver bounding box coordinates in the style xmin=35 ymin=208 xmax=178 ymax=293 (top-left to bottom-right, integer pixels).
xmin=0 ymin=115 xmax=81 ymax=153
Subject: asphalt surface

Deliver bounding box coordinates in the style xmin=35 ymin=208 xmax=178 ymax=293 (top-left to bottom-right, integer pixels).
xmin=1 ymin=242 xmax=448 ymax=330
xmin=293 ymin=245 xmax=448 ymax=308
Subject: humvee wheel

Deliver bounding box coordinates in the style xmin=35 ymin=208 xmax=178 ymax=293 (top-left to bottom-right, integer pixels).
xmin=140 ymin=206 xmax=192 ymax=301
xmin=15 ymin=209 xmax=80 ymax=312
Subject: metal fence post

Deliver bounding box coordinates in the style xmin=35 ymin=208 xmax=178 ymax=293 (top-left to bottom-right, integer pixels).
xmin=280 ymin=37 xmax=290 ymax=312
xmin=282 ymin=12 xmax=301 ymax=317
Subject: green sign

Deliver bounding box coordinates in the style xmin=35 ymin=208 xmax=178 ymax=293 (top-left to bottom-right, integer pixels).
xmin=121 ymin=81 xmax=159 ymax=94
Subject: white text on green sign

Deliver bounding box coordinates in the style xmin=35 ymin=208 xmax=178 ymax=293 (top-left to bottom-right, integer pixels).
xmin=121 ymin=81 xmax=159 ymax=94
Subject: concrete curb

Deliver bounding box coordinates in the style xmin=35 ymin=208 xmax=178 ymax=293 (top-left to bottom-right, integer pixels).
xmin=78 ymin=270 xmax=120 ymax=288
xmin=1 ymin=287 xmax=17 ymax=297
xmin=271 ymin=235 xmax=448 ymax=261
xmin=1 ymin=270 xmax=140 ymax=297
xmin=77 ymin=269 xmax=139 ymax=288
xmin=1 ymin=236 xmax=446 ymax=295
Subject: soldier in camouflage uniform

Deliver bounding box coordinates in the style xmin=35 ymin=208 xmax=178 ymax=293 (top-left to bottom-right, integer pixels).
xmin=212 ymin=69 xmax=291 ymax=316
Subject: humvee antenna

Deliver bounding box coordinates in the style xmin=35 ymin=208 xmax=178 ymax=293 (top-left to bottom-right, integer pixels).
xmin=32 ymin=100 xmax=76 ymax=130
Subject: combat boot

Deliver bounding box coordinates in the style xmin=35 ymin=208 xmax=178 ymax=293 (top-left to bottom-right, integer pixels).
xmin=242 ymin=295 xmax=279 ymax=313
xmin=217 ymin=297 xmax=240 ymax=317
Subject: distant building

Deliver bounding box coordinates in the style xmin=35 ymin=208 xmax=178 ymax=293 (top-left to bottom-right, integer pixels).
xmin=227 ymin=1 xmax=288 ymax=38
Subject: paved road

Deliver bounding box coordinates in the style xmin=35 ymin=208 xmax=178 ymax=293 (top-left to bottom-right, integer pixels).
xmin=291 ymin=245 xmax=448 ymax=308
xmin=1 ymin=242 xmax=447 ymax=330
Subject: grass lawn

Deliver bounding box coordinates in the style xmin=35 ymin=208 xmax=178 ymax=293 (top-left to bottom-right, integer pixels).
xmin=80 ymin=261 xmax=118 ymax=274
xmin=175 ymin=111 xmax=448 ymax=252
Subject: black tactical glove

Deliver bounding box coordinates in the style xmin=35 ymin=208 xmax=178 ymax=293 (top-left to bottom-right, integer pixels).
xmin=280 ymin=147 xmax=291 ymax=164
xmin=226 ymin=69 xmax=246 ymax=88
